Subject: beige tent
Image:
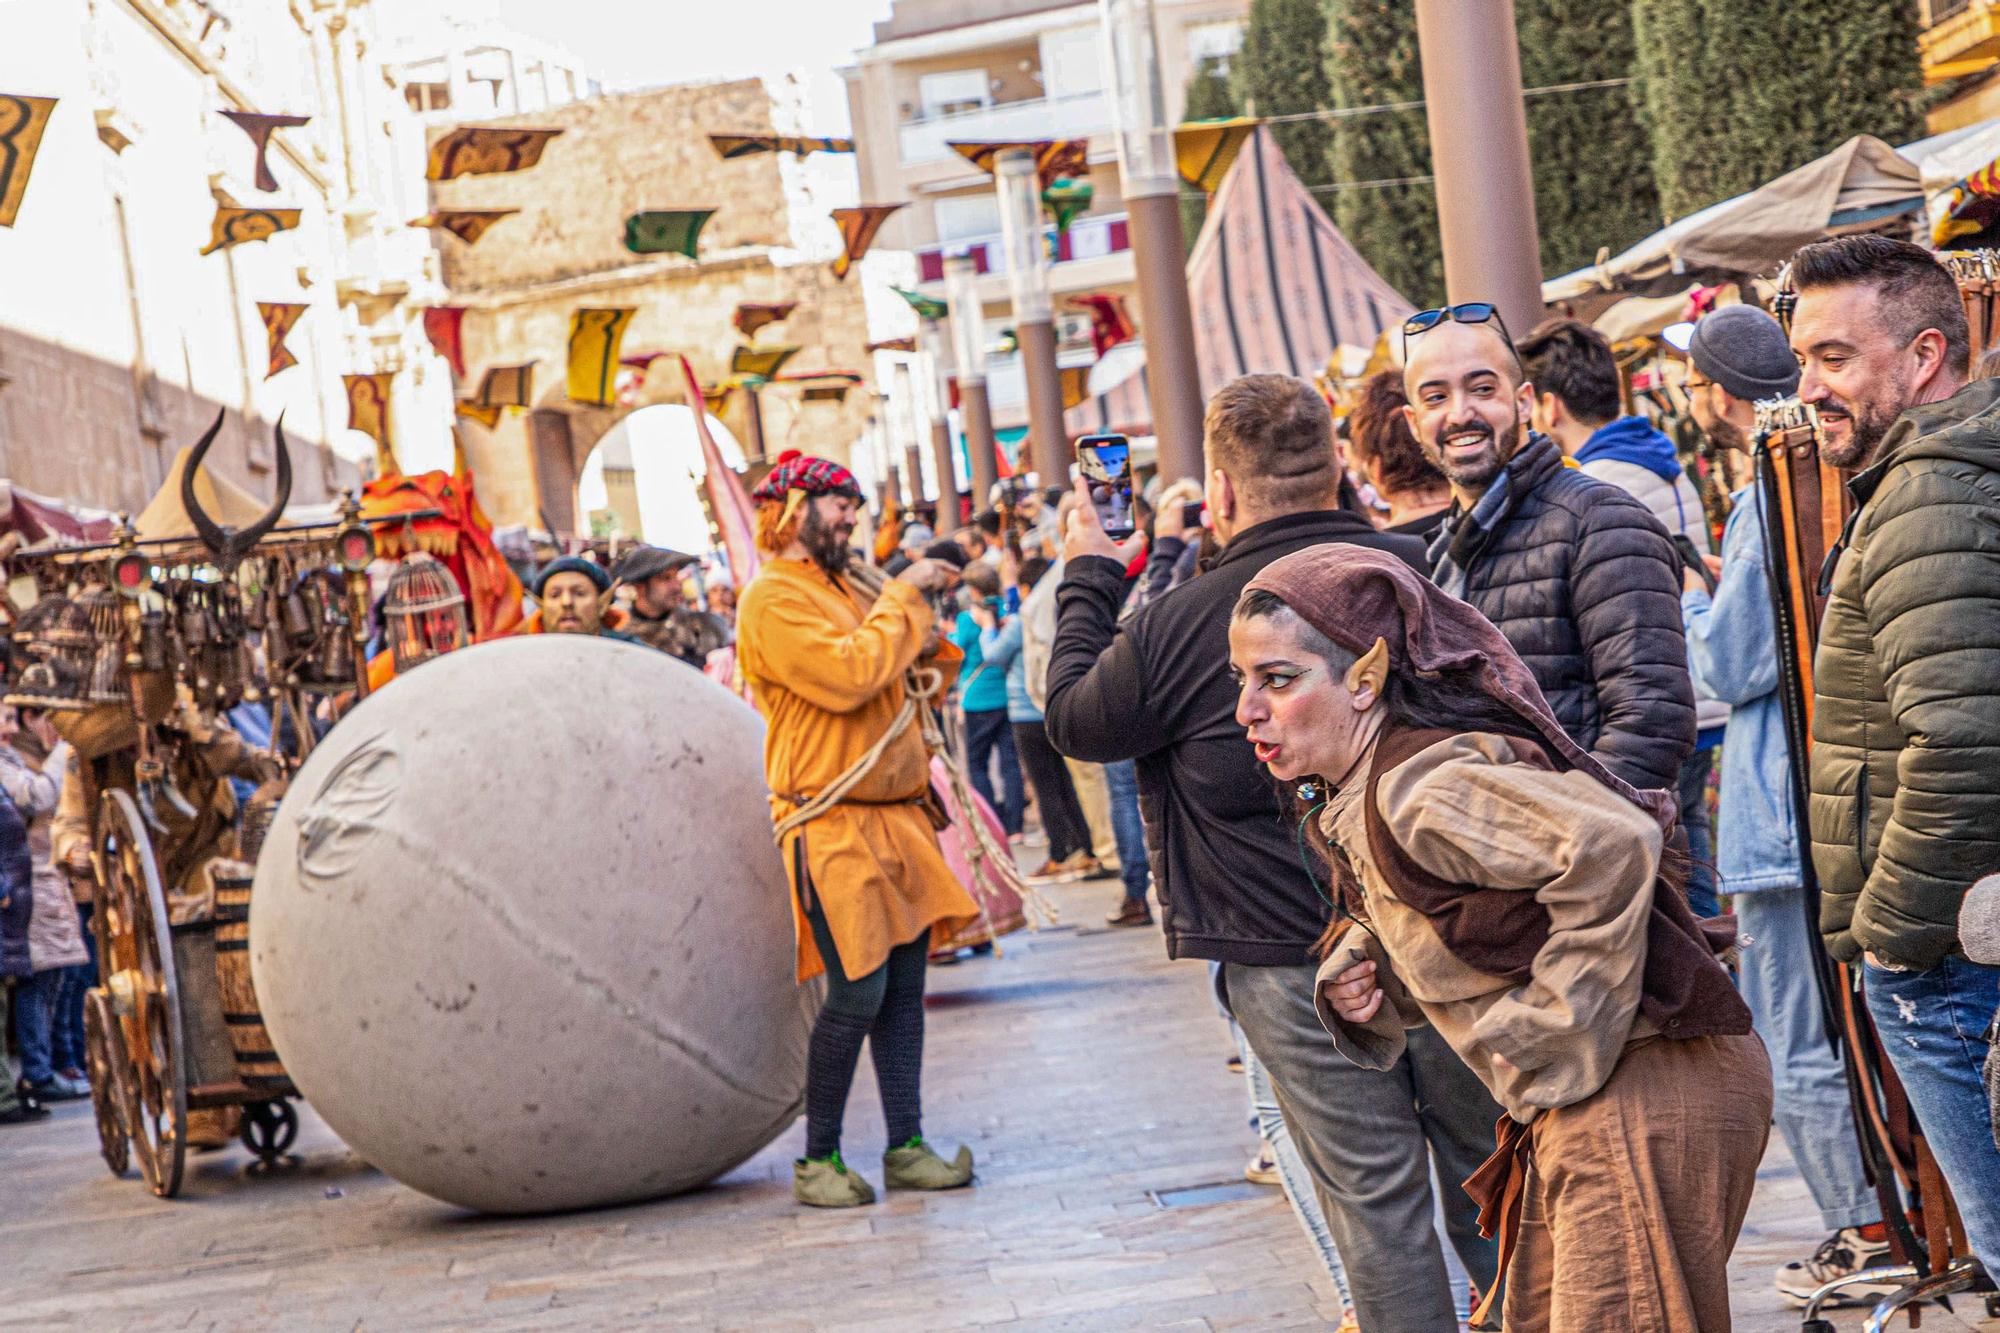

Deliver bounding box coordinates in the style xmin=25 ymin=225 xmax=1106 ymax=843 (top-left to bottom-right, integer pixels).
xmin=132 ymin=447 xmax=278 ymax=542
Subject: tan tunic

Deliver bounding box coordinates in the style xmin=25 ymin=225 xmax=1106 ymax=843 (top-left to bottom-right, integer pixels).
xmin=1317 ymin=731 xmax=1663 ymax=1121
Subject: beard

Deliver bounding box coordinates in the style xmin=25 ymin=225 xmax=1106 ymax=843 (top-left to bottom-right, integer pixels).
xmin=799 ymin=502 xmax=854 ymax=577
xmin=1816 ymin=384 xmax=1906 ymax=470
xmin=1424 ymin=415 xmax=1518 ymax=492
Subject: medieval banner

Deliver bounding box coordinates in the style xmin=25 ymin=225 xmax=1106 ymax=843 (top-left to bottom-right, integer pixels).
xmin=949 ymin=139 xmax=1088 ymax=190
xmin=677 ymin=354 xmax=760 ymax=588
xmin=409 ymin=210 xmax=518 ymax=245
xmin=566 ymin=307 xmax=636 ymax=406
xmin=0 ymin=95 xmax=57 ymax=228
xmin=830 ymin=203 xmax=904 ymax=280
xmin=1066 ymin=292 xmax=1137 ymax=358
xmin=1175 ymin=118 xmax=1260 ymax=194
xmin=422 ymin=306 xmax=468 ymax=378
xmin=257 ymin=302 xmax=308 ymax=378
xmin=455 ymin=400 xmax=504 ymax=429
xmin=219 ymin=110 xmax=311 ymax=192
xmin=708 ymin=133 xmax=854 ymax=159
xmin=623 ymin=209 xmax=713 ymax=258
xmin=729 ymin=343 xmax=799 ymax=381
xmin=201 ymin=205 xmax=302 ymax=255
xmin=472 ymin=362 xmax=536 ymax=409
xmin=344 ymin=373 xmax=394 ymax=464
xmin=891 ymin=286 xmax=946 ymax=321
xmin=733 ymin=301 xmax=796 ymax=338
xmin=426 ymin=126 xmax=563 ymax=181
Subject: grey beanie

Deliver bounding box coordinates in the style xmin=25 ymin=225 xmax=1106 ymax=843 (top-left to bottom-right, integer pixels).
xmin=1688 ymin=305 xmax=1799 ymax=403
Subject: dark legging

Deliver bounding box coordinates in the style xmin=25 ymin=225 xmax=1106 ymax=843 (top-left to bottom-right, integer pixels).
xmin=963 ymin=706 xmax=1025 ymax=835
xmin=1012 ymin=720 xmax=1092 ymax=862
xmin=802 ymin=895 xmax=930 ymax=1159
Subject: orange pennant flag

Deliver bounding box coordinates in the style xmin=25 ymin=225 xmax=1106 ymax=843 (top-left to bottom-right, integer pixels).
xmin=344 ymin=372 xmax=394 ymax=471
xmin=257 ymin=302 xmax=308 ymax=378
xmin=422 ymin=306 xmax=468 ymax=378
xmin=409 ymin=210 xmax=518 ymax=245
xmin=201 ymin=205 xmax=301 ymax=255
xmin=426 ymin=127 xmax=563 ymax=181
xmin=0 ymin=95 xmax=58 ymax=228
xmin=830 ymin=204 xmax=905 ymax=281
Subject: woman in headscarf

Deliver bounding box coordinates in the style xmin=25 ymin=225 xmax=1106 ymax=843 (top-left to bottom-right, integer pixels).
xmin=1225 ymin=542 xmax=1771 ymax=1332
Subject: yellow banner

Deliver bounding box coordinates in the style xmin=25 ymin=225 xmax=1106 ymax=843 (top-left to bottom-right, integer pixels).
xmin=200 ymin=206 xmax=301 ymax=255
xmin=426 ymin=127 xmax=563 ymax=181
xmin=1174 ymin=118 xmax=1261 ymax=194
xmin=257 ymin=302 xmax=308 ymax=378
xmin=565 ymin=308 xmax=636 ymax=406
xmin=0 ymin=95 xmax=58 ymax=228
xmin=344 ymin=373 xmax=394 ymax=474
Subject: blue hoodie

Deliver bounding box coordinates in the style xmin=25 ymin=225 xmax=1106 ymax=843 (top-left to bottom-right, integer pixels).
xmin=1573 ymin=415 xmax=1683 ymax=481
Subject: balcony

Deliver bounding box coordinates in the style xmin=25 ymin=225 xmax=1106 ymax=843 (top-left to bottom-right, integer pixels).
xmin=917 ymin=211 xmax=1130 ymax=283
xmin=1922 ymin=0 xmax=2000 ymax=82
xmin=898 ymin=89 xmax=1111 ymax=165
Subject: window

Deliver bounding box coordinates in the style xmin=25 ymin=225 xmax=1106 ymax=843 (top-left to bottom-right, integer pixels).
xmin=1186 ymin=20 xmax=1243 ymax=74
xmin=404 ymin=81 xmax=451 ymax=113
xmin=1039 ymin=27 xmax=1102 ymax=100
xmin=935 ymin=193 xmax=1001 ymax=243
xmin=918 ymin=69 xmax=991 ymax=120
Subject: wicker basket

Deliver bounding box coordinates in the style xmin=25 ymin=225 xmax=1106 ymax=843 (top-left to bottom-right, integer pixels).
xmin=210 ymin=867 xmax=292 ymax=1093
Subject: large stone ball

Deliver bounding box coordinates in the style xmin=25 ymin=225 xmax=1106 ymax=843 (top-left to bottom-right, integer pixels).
xmin=250 ymin=634 xmax=813 ymax=1214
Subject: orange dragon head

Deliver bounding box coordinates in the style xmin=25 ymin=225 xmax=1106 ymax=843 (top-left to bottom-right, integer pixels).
xmin=360 ymin=464 xmax=524 ymax=641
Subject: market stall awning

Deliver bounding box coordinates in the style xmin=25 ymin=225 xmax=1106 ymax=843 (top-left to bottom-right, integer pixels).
xmin=0 ymin=482 xmax=116 ymax=548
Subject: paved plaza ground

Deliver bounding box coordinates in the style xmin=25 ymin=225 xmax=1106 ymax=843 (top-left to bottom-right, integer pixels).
xmin=2 ymin=877 xmax=1994 ymax=1331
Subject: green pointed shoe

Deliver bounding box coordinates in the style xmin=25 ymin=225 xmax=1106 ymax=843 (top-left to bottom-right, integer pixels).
xmin=793 ymin=1152 xmax=877 ymax=1208
xmin=882 ymin=1138 xmax=975 ymax=1191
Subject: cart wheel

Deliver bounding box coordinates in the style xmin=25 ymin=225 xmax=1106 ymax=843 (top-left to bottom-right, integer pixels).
xmin=240 ymin=1099 xmax=299 ymax=1172
xmin=81 ymin=988 xmax=130 ymax=1177
xmin=98 ymin=789 xmax=187 ymax=1199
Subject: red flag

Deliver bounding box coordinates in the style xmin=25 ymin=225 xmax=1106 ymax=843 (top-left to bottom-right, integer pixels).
xmin=422 ymin=307 xmax=467 ymax=378
xmin=677 ymin=354 xmax=759 ymax=588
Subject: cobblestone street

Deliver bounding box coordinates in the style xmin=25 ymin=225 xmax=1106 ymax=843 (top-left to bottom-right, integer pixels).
xmin=1 ymin=878 xmax=1991 ymax=1332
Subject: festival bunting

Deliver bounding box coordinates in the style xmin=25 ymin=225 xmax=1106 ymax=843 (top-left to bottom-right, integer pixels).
xmin=777 ymin=370 xmax=863 ymax=386
xmin=343 ymin=373 xmax=394 ymax=466
xmin=218 ymin=110 xmax=310 ymax=193
xmin=1041 ymin=176 xmax=1093 ymax=233
xmin=733 ymin=301 xmax=796 ymax=338
xmin=624 ymin=209 xmax=713 ymax=258
xmin=566 ymin=307 xmax=636 ymax=406
xmin=867 ymin=337 xmax=917 ymax=354
xmin=426 ymin=126 xmax=563 ymax=181
xmin=1935 ymin=155 xmax=2000 ymax=247
xmin=891 ymin=286 xmax=947 ymax=321
xmin=409 ymin=210 xmax=518 ymax=245
xmin=949 ymin=139 xmax=1089 ymax=190
xmin=256 ymin=302 xmax=308 ymax=378
xmin=421 ymin=306 xmax=468 ymax=378
xmin=1174 ymin=118 xmax=1260 ymax=194
xmin=730 ymin=344 xmax=800 ymax=381
xmin=708 ymin=133 xmax=854 ymax=159
xmin=455 ymin=400 xmax=504 ymax=429
xmin=830 ymin=203 xmax=905 ymax=281
xmin=471 ymin=362 xmax=536 ymax=409
xmin=1059 ymin=364 xmax=1092 ymax=410
xmin=1066 ymin=292 xmax=1137 ymax=358
xmin=0 ymin=95 xmax=57 ymax=228
xmin=201 ymin=205 xmax=302 ymax=255
xmin=676 ymin=354 xmax=760 ymax=587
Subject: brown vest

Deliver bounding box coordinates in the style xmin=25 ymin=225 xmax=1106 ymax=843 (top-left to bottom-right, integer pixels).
xmin=1360 ymin=725 xmax=1752 ymax=1044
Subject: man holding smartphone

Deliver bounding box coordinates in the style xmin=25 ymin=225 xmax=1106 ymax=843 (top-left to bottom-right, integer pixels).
xmin=1045 ymin=375 xmax=1502 ymax=1332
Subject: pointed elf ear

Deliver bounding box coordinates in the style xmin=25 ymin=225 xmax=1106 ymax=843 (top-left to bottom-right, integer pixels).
xmin=780 ymin=487 xmax=808 ymax=531
xmin=1344 ymin=636 xmax=1391 ymax=700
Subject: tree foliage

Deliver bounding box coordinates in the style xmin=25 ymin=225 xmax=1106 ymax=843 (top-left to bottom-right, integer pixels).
xmin=1632 ymin=0 xmax=1923 ymax=220
xmin=1180 ymin=55 xmax=1240 ymax=249
xmin=1322 ymin=0 xmax=1440 ymax=306
xmin=1232 ymin=0 xmax=1336 ymax=189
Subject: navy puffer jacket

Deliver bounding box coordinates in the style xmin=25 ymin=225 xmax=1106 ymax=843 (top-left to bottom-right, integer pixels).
xmin=1430 ymin=434 xmax=1696 ymax=793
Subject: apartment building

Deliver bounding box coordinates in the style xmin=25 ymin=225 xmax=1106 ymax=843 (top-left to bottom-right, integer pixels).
xmin=379 ymin=18 xmax=599 ymax=125
xmin=842 ymin=0 xmax=1244 ymax=439
xmin=1922 ymin=0 xmax=2000 ymax=131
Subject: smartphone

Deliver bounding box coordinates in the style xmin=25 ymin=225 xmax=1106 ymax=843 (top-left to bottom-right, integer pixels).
xmin=1181 ymin=500 xmax=1205 ymax=531
xmin=1076 ymin=434 xmax=1136 ymax=540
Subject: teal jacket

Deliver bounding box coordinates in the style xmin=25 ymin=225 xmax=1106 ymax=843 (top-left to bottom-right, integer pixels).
xmin=951 ymin=610 xmax=1009 ymax=713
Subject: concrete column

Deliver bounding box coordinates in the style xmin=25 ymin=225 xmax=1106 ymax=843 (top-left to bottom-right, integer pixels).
xmin=930 ymin=416 xmax=958 ymax=525
xmin=1018 ymin=320 xmax=1069 ymax=486
xmin=1124 ymin=194 xmax=1205 ymax=485
xmin=1413 ymin=0 xmax=1545 ymax=337
xmin=962 ymin=383 xmax=999 ymax=513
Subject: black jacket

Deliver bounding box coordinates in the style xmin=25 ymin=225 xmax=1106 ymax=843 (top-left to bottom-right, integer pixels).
xmin=1045 ymin=510 xmax=1427 ymax=966
xmin=1430 ymin=434 xmax=1694 ymax=793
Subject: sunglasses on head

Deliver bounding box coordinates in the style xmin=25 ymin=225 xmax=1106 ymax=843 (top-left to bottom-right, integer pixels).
xmin=1402 ymin=302 xmax=1512 ymax=343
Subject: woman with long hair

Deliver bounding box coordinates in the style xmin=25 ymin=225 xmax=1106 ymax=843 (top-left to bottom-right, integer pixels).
xmin=1225 ymin=542 xmax=1771 ymax=1331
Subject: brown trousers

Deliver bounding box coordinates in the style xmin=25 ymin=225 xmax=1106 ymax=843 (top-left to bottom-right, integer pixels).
xmin=1503 ymin=1032 xmax=1773 ymax=1333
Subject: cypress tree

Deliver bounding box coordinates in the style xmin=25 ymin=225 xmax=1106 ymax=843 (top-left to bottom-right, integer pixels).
xmin=1322 ymin=1 xmax=1439 ymax=305
xmin=1180 ymin=56 xmax=1240 ymax=249
xmin=1632 ymin=0 xmax=1923 ymax=220
xmin=1232 ymin=0 xmax=1336 ymax=189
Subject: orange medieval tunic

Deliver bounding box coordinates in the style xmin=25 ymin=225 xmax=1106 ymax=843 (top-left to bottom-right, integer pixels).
xmin=736 ymin=558 xmax=977 ymax=982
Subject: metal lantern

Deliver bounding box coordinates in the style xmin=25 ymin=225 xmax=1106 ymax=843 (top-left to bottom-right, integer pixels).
xmin=6 ymin=593 xmax=96 ymax=708
xmin=382 ymin=553 xmax=468 ymax=673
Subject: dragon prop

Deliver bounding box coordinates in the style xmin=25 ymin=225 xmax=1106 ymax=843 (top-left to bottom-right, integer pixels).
xmin=359 ymin=461 xmax=524 ymax=643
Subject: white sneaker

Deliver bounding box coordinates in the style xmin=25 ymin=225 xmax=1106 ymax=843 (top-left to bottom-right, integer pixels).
xmin=1775 ymin=1226 xmax=1898 ymax=1307
xmin=1244 ymin=1143 xmax=1280 ymax=1187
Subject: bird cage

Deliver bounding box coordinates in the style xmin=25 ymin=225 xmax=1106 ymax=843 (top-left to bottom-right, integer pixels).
xmin=77 ymin=584 xmax=128 ymax=703
xmin=6 ymin=593 xmax=96 ymax=708
xmin=381 ymin=553 xmax=468 ymax=673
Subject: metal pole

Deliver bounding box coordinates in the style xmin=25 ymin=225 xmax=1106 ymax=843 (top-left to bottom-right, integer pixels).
xmin=996 ymin=148 xmax=1070 ymax=485
xmin=1100 ymin=0 xmax=1205 ymax=485
xmin=944 ymin=253 xmax=999 ymax=510
xmin=1413 ymin=0 xmax=1545 ymax=336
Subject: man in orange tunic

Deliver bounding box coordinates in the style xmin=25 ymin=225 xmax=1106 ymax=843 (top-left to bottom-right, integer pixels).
xmin=736 ymin=452 xmax=981 ymax=1208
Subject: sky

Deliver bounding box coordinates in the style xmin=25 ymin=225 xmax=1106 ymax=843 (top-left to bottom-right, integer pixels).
xmin=482 ymin=0 xmax=892 ymax=134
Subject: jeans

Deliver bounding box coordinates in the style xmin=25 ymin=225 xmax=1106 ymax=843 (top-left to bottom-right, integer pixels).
xmin=1101 ymin=759 xmax=1150 ymax=906
xmin=54 ymin=902 xmax=95 ymax=1073
xmin=12 ymin=968 xmax=63 ymax=1088
xmin=1737 ymin=888 xmax=1876 ymax=1230
xmin=1224 ymin=961 xmax=1500 ymax=1333
xmin=1232 ymin=1025 xmax=1355 ymax=1312
xmin=962 ymin=707 xmax=1024 ymax=837
xmin=1864 ymin=956 xmax=2000 ymax=1276
xmin=1677 ymin=746 xmax=1720 ymax=919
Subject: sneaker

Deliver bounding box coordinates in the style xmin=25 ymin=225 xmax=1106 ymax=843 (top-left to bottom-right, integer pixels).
xmin=1104 ymin=899 xmax=1153 ymax=928
xmin=882 ymin=1137 xmax=974 ymax=1191
xmin=23 ymin=1077 xmax=85 ymax=1103
xmin=1068 ymin=853 xmax=1115 ymax=881
xmin=793 ymin=1151 xmax=877 ymax=1208
xmin=0 ymin=1094 xmax=50 ymax=1124
xmin=1775 ymin=1226 xmax=1898 ymax=1307
xmin=1244 ymin=1143 xmax=1280 ymax=1187
xmin=1026 ymin=858 xmax=1084 ymax=885
xmin=1225 ymin=1053 xmax=1245 ymax=1075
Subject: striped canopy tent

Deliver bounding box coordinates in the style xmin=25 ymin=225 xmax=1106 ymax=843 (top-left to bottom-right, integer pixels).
xmin=1186 ymin=126 xmax=1412 ymax=395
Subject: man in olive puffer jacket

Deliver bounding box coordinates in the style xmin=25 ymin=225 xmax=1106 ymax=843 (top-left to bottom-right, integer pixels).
xmin=1791 ymin=234 xmax=2000 ymax=1277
